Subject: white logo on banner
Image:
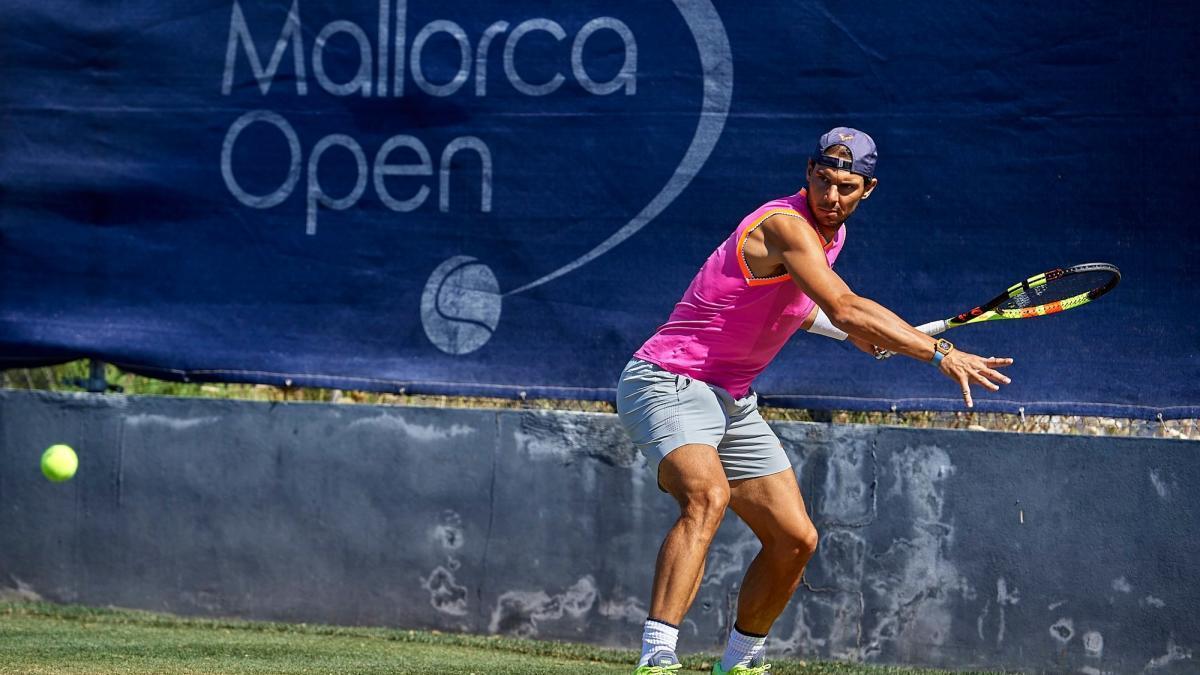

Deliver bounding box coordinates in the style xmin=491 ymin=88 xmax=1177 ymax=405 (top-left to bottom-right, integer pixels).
xmin=220 ymin=0 xmax=732 ymax=355
xmin=420 ymin=255 xmax=502 ymax=356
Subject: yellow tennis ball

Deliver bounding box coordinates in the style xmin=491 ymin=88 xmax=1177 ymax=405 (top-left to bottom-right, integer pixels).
xmin=40 ymin=444 xmax=77 ymax=483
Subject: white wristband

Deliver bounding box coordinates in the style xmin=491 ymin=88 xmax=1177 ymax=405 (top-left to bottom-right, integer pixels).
xmin=807 ymin=307 xmax=848 ymax=341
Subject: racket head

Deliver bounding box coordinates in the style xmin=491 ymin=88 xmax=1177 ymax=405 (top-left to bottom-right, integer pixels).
xmin=951 ymin=262 xmax=1120 ymax=325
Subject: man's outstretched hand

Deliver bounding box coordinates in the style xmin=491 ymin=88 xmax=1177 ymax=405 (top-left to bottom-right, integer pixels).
xmin=853 ymin=333 xmax=1013 ymax=409
xmin=939 ymin=350 xmax=1014 ymax=408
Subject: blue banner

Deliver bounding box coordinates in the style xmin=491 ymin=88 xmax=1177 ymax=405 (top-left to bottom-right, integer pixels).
xmin=2 ymin=1 xmax=1197 ymax=418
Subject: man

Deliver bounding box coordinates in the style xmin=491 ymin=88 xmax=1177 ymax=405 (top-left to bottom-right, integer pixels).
xmin=616 ymin=128 xmax=1013 ymax=674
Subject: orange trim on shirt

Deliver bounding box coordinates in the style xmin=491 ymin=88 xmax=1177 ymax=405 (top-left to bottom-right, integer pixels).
xmin=737 ymin=209 xmax=796 ymax=286
xmin=736 ymin=208 xmax=834 ymax=286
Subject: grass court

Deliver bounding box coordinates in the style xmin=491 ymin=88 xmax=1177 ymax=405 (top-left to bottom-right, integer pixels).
xmin=0 ymin=602 xmax=1005 ymax=674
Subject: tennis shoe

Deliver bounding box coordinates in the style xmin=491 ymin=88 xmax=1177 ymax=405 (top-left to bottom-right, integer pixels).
xmin=711 ymin=657 xmax=771 ymax=674
xmin=634 ymin=649 xmax=682 ymax=674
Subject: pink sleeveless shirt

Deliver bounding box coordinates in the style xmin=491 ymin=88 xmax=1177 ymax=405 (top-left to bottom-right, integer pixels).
xmin=634 ymin=189 xmax=846 ymax=399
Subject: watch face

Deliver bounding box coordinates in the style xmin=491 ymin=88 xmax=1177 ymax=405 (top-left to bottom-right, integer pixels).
xmin=937 ymin=339 xmax=953 ymax=353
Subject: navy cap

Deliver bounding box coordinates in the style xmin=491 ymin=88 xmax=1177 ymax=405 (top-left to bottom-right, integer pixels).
xmin=813 ymin=127 xmax=877 ymax=179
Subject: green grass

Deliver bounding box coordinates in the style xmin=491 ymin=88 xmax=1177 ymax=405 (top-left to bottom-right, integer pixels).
xmin=0 ymin=602 xmax=996 ymax=674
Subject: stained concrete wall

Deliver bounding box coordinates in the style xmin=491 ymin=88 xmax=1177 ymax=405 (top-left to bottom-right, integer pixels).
xmin=0 ymin=389 xmax=1195 ymax=673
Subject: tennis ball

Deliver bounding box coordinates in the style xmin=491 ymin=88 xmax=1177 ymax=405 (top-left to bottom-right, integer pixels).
xmin=40 ymin=444 xmax=78 ymax=482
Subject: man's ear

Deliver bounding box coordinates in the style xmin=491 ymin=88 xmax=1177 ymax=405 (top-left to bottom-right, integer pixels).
xmin=862 ymin=177 xmax=879 ymax=199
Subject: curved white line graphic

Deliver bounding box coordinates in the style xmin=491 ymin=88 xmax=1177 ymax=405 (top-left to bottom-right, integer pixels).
xmin=503 ymin=0 xmax=733 ymax=297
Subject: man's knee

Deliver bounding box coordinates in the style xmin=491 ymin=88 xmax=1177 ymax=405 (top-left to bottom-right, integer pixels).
xmin=678 ymin=483 xmax=731 ymax=535
xmin=767 ymin=524 xmax=819 ymax=568
xmin=798 ymin=526 xmax=819 ymax=557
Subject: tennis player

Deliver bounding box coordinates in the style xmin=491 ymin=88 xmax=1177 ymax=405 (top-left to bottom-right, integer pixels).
xmin=617 ymin=128 xmax=1014 ymax=674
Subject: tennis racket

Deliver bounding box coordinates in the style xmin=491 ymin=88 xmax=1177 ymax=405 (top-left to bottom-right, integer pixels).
xmin=875 ymin=262 xmax=1121 ymax=360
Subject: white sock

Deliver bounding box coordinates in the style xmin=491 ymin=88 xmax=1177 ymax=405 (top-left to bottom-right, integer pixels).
xmin=721 ymin=624 xmax=766 ymax=670
xmin=638 ymin=618 xmax=679 ymax=666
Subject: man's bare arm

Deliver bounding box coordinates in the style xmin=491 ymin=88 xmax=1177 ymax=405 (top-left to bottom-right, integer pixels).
xmin=760 ymin=213 xmax=1013 ymax=407
xmin=761 ymin=214 xmax=936 ymax=360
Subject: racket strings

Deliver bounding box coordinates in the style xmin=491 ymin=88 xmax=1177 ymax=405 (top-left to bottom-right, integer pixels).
xmin=998 ymin=270 xmax=1115 ymax=311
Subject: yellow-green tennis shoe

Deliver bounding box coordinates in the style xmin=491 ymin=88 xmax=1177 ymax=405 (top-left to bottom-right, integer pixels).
xmin=634 ymin=649 xmax=682 ymax=674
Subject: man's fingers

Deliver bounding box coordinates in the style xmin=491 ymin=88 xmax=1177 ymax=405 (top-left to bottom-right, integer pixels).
xmin=971 ymin=371 xmax=1001 ymax=391
xmin=982 ymin=367 xmax=1011 ymax=385
xmin=957 ymin=375 xmax=974 ymax=408
xmin=946 ymin=352 xmax=1014 ymax=408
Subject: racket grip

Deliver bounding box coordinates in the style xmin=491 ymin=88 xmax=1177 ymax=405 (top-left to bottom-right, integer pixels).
xmin=873 ymin=320 xmax=949 ymax=360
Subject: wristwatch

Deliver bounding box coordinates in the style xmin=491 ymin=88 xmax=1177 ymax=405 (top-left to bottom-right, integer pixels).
xmin=931 ymin=338 xmax=954 ymax=366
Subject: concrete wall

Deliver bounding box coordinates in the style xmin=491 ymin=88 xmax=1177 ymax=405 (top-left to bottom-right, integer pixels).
xmin=0 ymin=389 xmax=1195 ymax=673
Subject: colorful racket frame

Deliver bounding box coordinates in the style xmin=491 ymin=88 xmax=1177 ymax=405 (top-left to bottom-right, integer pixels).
xmin=876 ymin=262 xmax=1121 ymax=360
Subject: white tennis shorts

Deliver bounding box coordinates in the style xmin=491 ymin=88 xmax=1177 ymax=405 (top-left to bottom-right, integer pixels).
xmin=615 ymin=358 xmax=792 ymax=486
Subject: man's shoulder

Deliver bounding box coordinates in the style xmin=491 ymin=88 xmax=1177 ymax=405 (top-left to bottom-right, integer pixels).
xmin=760 ymin=208 xmax=810 ymax=225
xmin=759 ymin=210 xmax=819 ymax=247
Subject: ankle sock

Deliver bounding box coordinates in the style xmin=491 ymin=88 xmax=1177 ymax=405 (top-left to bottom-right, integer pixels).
xmin=638 ymin=617 xmax=680 ymax=666
xmin=720 ymin=623 xmax=767 ymax=670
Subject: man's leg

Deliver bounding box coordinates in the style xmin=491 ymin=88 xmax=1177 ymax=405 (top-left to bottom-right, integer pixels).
xmin=617 ymin=361 xmax=729 ymax=671
xmin=727 ymin=467 xmax=818 ymax=634
xmin=649 ymin=442 xmax=731 ymax=625
xmin=635 ymin=443 xmax=730 ymax=671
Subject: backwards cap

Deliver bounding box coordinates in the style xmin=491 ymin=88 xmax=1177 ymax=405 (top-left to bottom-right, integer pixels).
xmin=812 ymin=127 xmax=877 ymax=179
